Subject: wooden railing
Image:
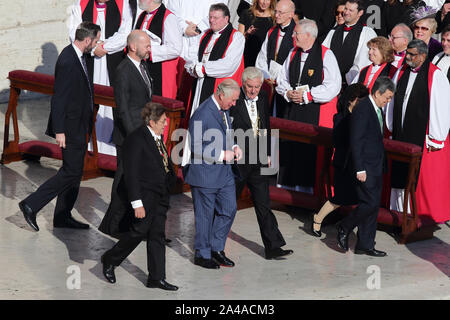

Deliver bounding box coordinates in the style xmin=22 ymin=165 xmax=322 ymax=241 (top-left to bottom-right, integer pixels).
xmin=1 ymin=70 xmax=185 ymax=179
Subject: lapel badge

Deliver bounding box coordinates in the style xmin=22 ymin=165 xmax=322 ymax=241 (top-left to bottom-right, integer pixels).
xmin=308 ymin=69 xmax=314 ymax=77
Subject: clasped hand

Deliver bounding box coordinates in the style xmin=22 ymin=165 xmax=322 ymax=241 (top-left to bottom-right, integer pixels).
xmin=224 ymin=146 xmax=243 ymax=162
xmin=287 ymin=89 xmax=304 ymax=104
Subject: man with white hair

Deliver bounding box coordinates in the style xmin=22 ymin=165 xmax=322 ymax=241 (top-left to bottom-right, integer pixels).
xmin=388 ymin=23 xmax=413 ymax=77
xmin=230 ymin=67 xmax=294 ymax=260
xmin=183 ymin=79 xmax=243 ymax=269
xmin=276 ymin=19 xmax=341 ymax=193
xmin=135 ymin=0 xmax=182 ymax=99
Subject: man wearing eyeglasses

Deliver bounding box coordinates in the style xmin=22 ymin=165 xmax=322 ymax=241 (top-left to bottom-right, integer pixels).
xmin=388 ymin=23 xmax=413 ymax=78
xmin=385 ymin=39 xmax=450 ymax=224
xmin=255 ymin=0 xmax=296 ymax=118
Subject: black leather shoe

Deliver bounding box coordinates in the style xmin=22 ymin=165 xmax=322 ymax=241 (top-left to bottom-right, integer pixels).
xmin=19 ymin=201 xmax=39 ymax=231
xmin=336 ymin=224 xmax=349 ymax=251
xmin=265 ymin=248 xmax=294 ymax=260
xmin=311 ymin=214 xmax=322 ymax=237
xmin=146 ymin=279 xmax=178 ymax=291
xmin=101 ymin=255 xmax=116 ymax=284
xmin=211 ymin=251 xmax=235 ymax=267
xmin=354 ymin=248 xmax=387 ymax=257
xmin=54 ymin=217 xmax=90 ymax=229
xmin=194 ymin=257 xmax=220 ymax=269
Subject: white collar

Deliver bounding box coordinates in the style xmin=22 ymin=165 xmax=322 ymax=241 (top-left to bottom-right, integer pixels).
xmin=212 ymin=94 xmax=221 ymax=111
xmin=245 ymin=95 xmax=259 ymax=103
xmin=72 ymin=43 xmax=84 ymax=60
xmin=369 ymin=94 xmax=382 ymax=112
xmin=127 ymin=55 xmax=142 ymax=69
xmin=213 ymin=24 xmax=228 ymax=35
xmin=147 ymin=126 xmax=161 ymax=141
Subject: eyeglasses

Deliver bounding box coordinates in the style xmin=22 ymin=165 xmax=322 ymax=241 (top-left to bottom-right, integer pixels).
xmin=388 ymin=35 xmax=404 ymax=40
xmin=335 ymin=11 xmax=344 ymax=16
xmin=274 ymin=10 xmax=289 ymax=16
xmin=405 ymin=51 xmax=419 ymax=57
xmin=414 ymin=25 xmax=430 ymax=32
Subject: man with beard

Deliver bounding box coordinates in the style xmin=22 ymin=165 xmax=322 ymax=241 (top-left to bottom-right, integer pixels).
xmin=19 ymin=22 xmax=101 ymax=231
xmin=386 ymin=39 xmax=450 ymax=224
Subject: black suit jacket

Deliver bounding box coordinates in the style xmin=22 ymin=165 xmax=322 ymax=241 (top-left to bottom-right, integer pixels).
xmin=122 ymin=125 xmax=176 ymax=210
xmin=230 ymin=90 xmax=271 ymax=166
xmin=350 ymin=96 xmax=385 ymax=176
xmin=332 ymin=111 xmax=352 ymax=171
xmin=112 ymin=57 xmax=152 ymax=146
xmin=46 ymin=44 xmax=94 ymax=145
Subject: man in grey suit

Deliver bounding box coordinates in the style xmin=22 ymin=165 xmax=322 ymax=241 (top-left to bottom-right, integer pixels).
xmin=99 ymin=30 xmax=153 ymax=236
xmin=183 ymin=79 xmax=243 ymax=269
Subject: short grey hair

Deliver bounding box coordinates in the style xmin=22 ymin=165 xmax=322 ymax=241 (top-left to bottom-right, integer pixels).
xmin=408 ymin=39 xmax=428 ymax=56
xmin=297 ymin=19 xmax=318 ymax=39
xmin=242 ymin=67 xmax=264 ymax=84
xmin=216 ymin=79 xmax=240 ymax=97
xmin=372 ymin=76 xmax=395 ymax=95
xmin=393 ymin=23 xmax=413 ymax=42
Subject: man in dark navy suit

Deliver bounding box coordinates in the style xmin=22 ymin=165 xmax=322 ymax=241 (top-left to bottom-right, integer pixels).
xmin=19 ymin=22 xmax=101 ymax=231
xmin=183 ymin=79 xmax=243 ymax=269
xmin=336 ymin=76 xmax=395 ymax=257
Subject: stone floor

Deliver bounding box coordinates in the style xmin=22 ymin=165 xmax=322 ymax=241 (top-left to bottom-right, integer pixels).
xmin=0 ymin=97 xmax=449 ymax=300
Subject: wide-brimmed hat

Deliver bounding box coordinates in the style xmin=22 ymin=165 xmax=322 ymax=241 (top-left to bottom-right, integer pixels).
xmin=410 ymin=5 xmax=438 ymax=26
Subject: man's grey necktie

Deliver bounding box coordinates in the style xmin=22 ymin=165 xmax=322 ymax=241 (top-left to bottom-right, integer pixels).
xmin=139 ymin=61 xmax=152 ymax=95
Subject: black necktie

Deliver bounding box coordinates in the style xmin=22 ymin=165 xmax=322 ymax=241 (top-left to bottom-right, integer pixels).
xmin=139 ymin=61 xmax=152 ymax=95
xmin=81 ymin=55 xmax=93 ymax=109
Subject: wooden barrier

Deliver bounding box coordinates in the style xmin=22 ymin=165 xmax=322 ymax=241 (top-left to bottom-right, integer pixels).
xmin=1 ymin=70 xmax=185 ymax=180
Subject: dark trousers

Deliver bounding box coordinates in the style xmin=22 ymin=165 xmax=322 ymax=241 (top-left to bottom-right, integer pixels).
xmin=340 ymin=174 xmax=382 ymax=250
xmin=236 ymin=164 xmax=286 ymax=251
xmin=24 ymin=142 xmax=87 ymax=221
xmin=103 ymin=195 xmax=169 ymax=281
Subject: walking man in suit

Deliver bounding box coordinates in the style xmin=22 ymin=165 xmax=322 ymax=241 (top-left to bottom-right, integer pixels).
xmin=231 ymin=67 xmax=293 ymax=260
xmin=183 ymin=79 xmax=243 ymax=269
xmin=101 ymin=102 xmax=178 ymax=290
xmin=99 ymin=30 xmax=153 ymax=237
xmin=336 ymin=76 xmax=395 ymax=257
xmin=19 ymin=22 xmax=101 ymax=231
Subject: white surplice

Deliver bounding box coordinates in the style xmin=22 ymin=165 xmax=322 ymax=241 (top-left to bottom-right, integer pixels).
xmin=275 ymin=47 xmax=341 ymax=105
xmin=322 ymin=24 xmax=377 ymax=85
xmin=164 ymin=0 xmax=228 ymax=59
xmin=184 ymin=25 xmax=245 ymax=117
xmin=385 ymin=66 xmax=450 ymax=213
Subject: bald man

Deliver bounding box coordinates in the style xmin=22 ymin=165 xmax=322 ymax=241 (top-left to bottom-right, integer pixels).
xmin=99 ymin=30 xmax=154 ymax=237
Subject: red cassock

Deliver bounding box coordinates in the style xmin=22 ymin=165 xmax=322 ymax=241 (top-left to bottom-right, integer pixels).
xmin=415 ymin=64 xmax=450 ymax=223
